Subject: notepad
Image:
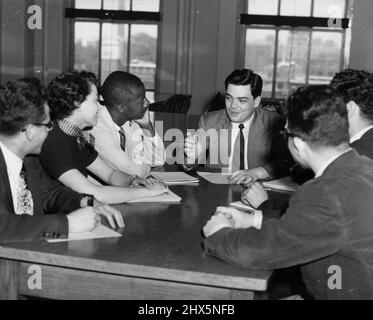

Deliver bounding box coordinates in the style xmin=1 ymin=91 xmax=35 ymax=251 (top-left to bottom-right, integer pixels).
xmin=127 ymin=190 xmax=182 ymax=203
xmin=47 ymin=225 xmax=122 ymax=243
xmin=198 ymin=172 xmax=232 ymax=184
xmin=151 ymin=171 xmax=199 ymax=185
xmin=262 ymin=176 xmax=299 ymax=192
xmin=230 ymin=201 xmax=255 ymax=212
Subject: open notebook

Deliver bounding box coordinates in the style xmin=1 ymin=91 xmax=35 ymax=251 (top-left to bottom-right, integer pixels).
xmin=262 ymin=176 xmax=299 ymax=192
xmin=127 ymin=190 xmax=181 ymax=203
xmin=151 ymin=171 xmax=199 ymax=185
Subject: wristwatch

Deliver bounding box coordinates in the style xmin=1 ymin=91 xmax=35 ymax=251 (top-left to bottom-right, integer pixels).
xmin=79 ymin=194 xmax=95 ymax=207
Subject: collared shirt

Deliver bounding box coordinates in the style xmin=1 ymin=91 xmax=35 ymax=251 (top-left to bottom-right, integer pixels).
xmin=0 ymin=141 xmax=23 ymax=212
xmin=228 ymin=114 xmax=254 ymax=171
xmin=350 ymin=125 xmax=373 ymax=143
xmin=314 ymin=148 xmax=352 ymax=178
xmin=89 ymin=106 xmax=165 ymax=177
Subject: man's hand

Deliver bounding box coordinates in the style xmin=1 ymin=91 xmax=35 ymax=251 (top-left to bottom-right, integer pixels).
xmin=135 ymin=108 xmax=155 ymax=137
xmin=215 ymin=206 xmax=255 ymax=229
xmin=67 ymin=207 xmax=101 ymax=233
xmin=184 ymin=132 xmax=203 ymax=163
xmin=241 ymin=182 xmax=269 ymax=209
xmin=229 ymin=167 xmax=269 ymax=185
xmin=95 ymin=204 xmax=125 ymax=229
xmin=203 ymin=212 xmax=233 ymax=238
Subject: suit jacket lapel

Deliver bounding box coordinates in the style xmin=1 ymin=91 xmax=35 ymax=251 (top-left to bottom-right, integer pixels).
xmin=0 ymin=148 xmax=15 ymax=213
xmin=247 ymin=108 xmax=265 ymax=168
xmin=23 ymin=157 xmax=43 ymax=216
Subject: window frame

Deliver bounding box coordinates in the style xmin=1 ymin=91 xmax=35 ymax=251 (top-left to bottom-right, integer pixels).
xmin=238 ymin=0 xmax=351 ymax=98
xmin=66 ymin=0 xmax=161 ymax=100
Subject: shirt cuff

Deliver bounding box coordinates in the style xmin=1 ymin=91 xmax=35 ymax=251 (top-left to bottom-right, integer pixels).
xmin=253 ymin=210 xmax=263 ymax=230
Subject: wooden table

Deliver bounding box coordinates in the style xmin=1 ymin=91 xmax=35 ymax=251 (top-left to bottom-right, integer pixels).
xmin=0 ymin=113 xmax=284 ymax=300
xmin=0 ymin=179 xmax=275 ymax=300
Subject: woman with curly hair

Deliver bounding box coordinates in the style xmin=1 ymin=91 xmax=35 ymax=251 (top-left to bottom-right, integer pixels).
xmin=39 ymin=71 xmax=167 ymax=204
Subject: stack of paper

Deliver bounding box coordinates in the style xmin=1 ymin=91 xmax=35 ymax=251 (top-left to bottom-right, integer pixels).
xmin=127 ymin=190 xmax=182 ymax=203
xmin=151 ymin=171 xmax=199 ymax=185
xmin=262 ymin=176 xmax=299 ymax=192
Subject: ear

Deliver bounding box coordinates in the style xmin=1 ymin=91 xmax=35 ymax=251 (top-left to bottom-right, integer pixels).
xmin=117 ymin=104 xmax=126 ymax=113
xmin=292 ymin=136 xmax=307 ymax=156
xmin=253 ymin=96 xmax=261 ymax=108
xmin=346 ymin=101 xmax=358 ymax=117
xmin=23 ymin=125 xmax=35 ymax=142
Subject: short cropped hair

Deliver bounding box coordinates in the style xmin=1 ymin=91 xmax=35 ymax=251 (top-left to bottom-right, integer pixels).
xmin=330 ymin=69 xmax=373 ymax=122
xmin=286 ymin=85 xmax=349 ymax=148
xmin=101 ymin=71 xmax=144 ymax=109
xmin=224 ymin=69 xmax=263 ymax=98
xmin=47 ymin=70 xmax=98 ymax=121
xmin=0 ymin=80 xmax=46 ymax=136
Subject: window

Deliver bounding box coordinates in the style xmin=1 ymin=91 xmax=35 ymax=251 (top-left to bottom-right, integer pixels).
xmin=68 ymin=0 xmax=160 ymax=102
xmin=241 ymin=0 xmax=352 ymax=99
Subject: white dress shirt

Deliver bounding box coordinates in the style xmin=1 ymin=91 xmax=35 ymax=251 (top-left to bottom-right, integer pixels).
xmin=90 ymin=106 xmax=166 ymax=177
xmin=0 ymin=141 xmax=23 ymax=213
xmin=350 ymin=125 xmax=373 ymax=143
xmin=228 ymin=115 xmax=254 ymax=172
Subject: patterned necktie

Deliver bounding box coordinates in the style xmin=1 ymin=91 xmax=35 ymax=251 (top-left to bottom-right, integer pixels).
xmin=119 ymin=128 xmax=126 ymax=152
xmin=16 ymin=165 xmax=34 ymax=216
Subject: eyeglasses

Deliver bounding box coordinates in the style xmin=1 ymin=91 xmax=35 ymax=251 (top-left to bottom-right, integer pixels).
xmin=281 ymin=129 xmax=298 ymax=141
xmin=32 ymin=120 xmax=54 ymax=131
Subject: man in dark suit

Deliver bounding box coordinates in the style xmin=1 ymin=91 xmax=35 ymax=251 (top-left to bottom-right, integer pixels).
xmin=184 ymin=69 xmax=291 ymax=183
xmin=203 ymin=85 xmax=373 ymax=299
xmin=330 ymin=69 xmax=373 ymax=159
xmin=0 ymin=80 xmax=124 ymax=243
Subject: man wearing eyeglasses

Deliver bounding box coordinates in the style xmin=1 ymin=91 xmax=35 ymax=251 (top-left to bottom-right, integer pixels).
xmin=203 ymin=85 xmax=373 ymax=299
xmin=184 ymin=69 xmax=291 ymax=182
xmin=0 ymin=79 xmax=124 ymax=243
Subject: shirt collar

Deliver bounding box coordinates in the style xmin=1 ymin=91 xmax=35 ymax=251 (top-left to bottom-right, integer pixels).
xmin=58 ymin=119 xmax=83 ymax=137
xmin=231 ymin=113 xmax=254 ymax=130
xmin=0 ymin=140 xmax=23 ymax=174
xmin=314 ymin=148 xmax=352 ymax=178
xmin=350 ymin=125 xmax=373 ymax=143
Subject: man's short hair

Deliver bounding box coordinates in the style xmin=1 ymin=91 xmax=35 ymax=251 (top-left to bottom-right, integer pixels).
xmin=224 ymin=69 xmax=263 ymax=98
xmin=101 ymin=71 xmax=144 ymax=109
xmin=330 ymin=69 xmax=373 ymax=122
xmin=286 ymin=85 xmax=349 ymax=148
xmin=47 ymin=70 xmax=98 ymax=121
xmin=0 ymin=80 xmax=46 ymax=136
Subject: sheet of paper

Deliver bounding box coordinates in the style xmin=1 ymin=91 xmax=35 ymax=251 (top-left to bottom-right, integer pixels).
xmin=127 ymin=190 xmax=181 ymax=203
xmin=230 ymin=201 xmax=255 ymax=212
xmin=47 ymin=225 xmax=122 ymax=243
xmin=151 ymin=171 xmax=199 ymax=185
xmin=262 ymin=176 xmax=298 ymax=192
xmin=197 ymin=172 xmax=232 ymax=184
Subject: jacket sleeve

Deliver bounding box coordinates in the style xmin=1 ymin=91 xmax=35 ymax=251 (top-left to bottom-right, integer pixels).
xmin=0 ymin=201 xmax=68 ymax=243
xmin=204 ymin=182 xmax=343 ymax=270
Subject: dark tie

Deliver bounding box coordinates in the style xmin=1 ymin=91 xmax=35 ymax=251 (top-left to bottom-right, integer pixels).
xmin=239 ymin=124 xmax=245 ymax=170
xmin=119 ymin=128 xmax=126 ymax=152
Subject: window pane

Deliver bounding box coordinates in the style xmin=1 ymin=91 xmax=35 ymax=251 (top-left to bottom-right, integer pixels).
xmin=309 ymin=32 xmax=342 ymax=84
xmin=248 ymin=0 xmax=278 ymax=15
xmin=74 ymin=22 xmax=100 ymax=76
xmin=280 ymin=0 xmax=311 ymax=16
xmin=130 ymin=25 xmax=158 ymax=90
xmin=103 ymin=0 xmax=130 ymax=10
xmin=245 ymin=29 xmax=276 ymax=98
xmin=276 ymin=30 xmax=310 ymax=99
xmin=101 ymin=23 xmax=129 ymax=84
xmin=313 ymin=0 xmax=346 ymax=18
xmin=75 ymin=0 xmax=101 ymax=9
xmin=146 ymin=91 xmax=155 ymax=103
xmin=132 ymin=0 xmax=160 ymax=12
